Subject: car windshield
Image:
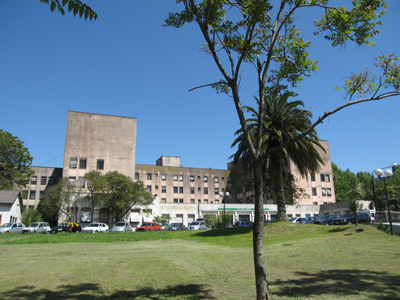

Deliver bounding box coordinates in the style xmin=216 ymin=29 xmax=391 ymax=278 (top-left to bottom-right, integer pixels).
xmin=0 ymin=223 xmax=12 ymax=227
xmin=190 ymin=222 xmax=199 ymax=225
xmin=170 ymin=223 xmax=179 ymax=226
xmin=115 ymin=223 xmax=125 ymax=226
xmin=141 ymin=223 xmax=152 ymax=226
xmin=88 ymin=224 xmax=99 ymax=227
xmin=322 ymin=215 xmax=331 ymax=219
xmin=288 ymin=218 xmax=296 ymax=222
xmin=29 ymin=223 xmax=39 ymax=228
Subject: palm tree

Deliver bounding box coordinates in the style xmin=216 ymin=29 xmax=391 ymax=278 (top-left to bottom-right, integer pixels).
xmin=231 ymin=93 xmax=325 ymax=221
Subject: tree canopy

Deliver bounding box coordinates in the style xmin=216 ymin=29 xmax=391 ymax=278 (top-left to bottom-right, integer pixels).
xmin=0 ymin=130 xmax=34 ymax=190
xmin=39 ymin=0 xmax=97 ymax=20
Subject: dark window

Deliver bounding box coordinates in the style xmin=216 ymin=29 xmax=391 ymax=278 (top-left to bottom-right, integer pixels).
xmin=29 ymin=190 xmax=36 ymax=199
xmin=190 ymin=187 xmax=195 ymax=194
xmin=39 ymin=191 xmax=45 ymax=199
xmin=311 ymin=173 xmax=315 ymax=181
xmin=312 ymin=187 xmax=317 ymax=196
xmin=173 ymin=187 xmax=178 ymax=193
xmin=147 ymin=173 xmax=152 ymax=180
xmin=204 ymin=187 xmax=208 ymax=195
xmin=320 ymin=174 xmax=325 ymax=182
xmin=179 ymin=187 xmax=183 ymax=194
xmin=40 ymin=176 xmax=47 ymax=185
xmin=97 ymin=159 xmax=104 ymax=170
xmin=173 ymin=198 xmax=178 ymax=203
xmin=147 ymin=186 xmax=152 ymax=193
xmin=79 ymin=158 xmax=87 ymax=169
xmin=135 ymin=172 xmax=139 ymax=179
xmin=162 ymin=186 xmax=166 ymax=193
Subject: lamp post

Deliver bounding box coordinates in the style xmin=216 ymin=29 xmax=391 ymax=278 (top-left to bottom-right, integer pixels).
xmin=374 ymin=168 xmax=394 ymax=235
xmin=219 ymin=191 xmax=230 ymax=226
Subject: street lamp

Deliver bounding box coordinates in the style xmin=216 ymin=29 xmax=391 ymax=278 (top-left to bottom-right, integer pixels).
xmin=219 ymin=191 xmax=230 ymax=225
xmin=374 ymin=168 xmax=394 ymax=235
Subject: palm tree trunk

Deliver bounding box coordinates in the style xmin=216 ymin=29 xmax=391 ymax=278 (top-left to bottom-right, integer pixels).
xmin=276 ymin=153 xmax=287 ymax=222
xmin=253 ymin=162 xmax=271 ymax=300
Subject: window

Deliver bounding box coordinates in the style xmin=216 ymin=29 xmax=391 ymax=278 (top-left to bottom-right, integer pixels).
xmin=155 ymin=173 xmax=158 ymax=178
xmin=162 ymin=186 xmax=166 ymax=193
xmin=69 ymin=157 xmax=77 ymax=168
xmin=312 ymin=187 xmax=317 ymax=196
xmin=203 ymin=176 xmax=208 ymax=182
xmin=221 ymin=177 xmax=224 ymax=181
xmin=77 ymin=177 xmax=85 ymax=188
xmin=22 ymin=190 xmax=28 ymax=199
xmin=173 ymin=175 xmax=178 ymax=181
xmin=155 ymin=185 xmax=158 ymax=190
xmin=173 ymin=187 xmax=178 ymax=193
xmin=179 ymin=199 xmax=183 ymax=203
xmin=204 ymin=187 xmax=208 ymax=195
xmin=29 ymin=190 xmax=36 ymax=199
xmin=215 ymin=199 xmax=219 ymax=204
xmin=147 ymin=173 xmax=152 ymax=180
xmin=190 ymin=187 xmax=195 ymax=194
xmin=227 ymin=177 xmax=231 ymax=183
xmin=325 ymin=174 xmax=330 ymax=182
xmin=162 ymin=174 xmax=166 ymax=180
xmin=147 ymin=185 xmax=152 ymax=193
xmin=48 ymin=177 xmax=55 ymax=185
xmin=313 ymin=201 xmax=318 ymax=205
xmin=97 ymin=159 xmax=104 ymax=170
xmin=79 ymin=158 xmax=87 ymax=169
xmin=204 ymin=199 xmax=208 ymax=203
xmin=179 ymin=187 xmax=183 ymax=194
xmin=215 ymin=177 xmax=219 ymax=183
xmin=135 ymin=172 xmax=139 ymax=179
xmin=173 ymin=198 xmax=178 ymax=203
xmin=31 ymin=176 xmax=37 ymax=185
xmin=198 ymin=199 xmax=201 ymax=203
xmin=161 ymin=198 xmax=166 ymax=203
xmin=327 ymin=188 xmax=332 ymax=196
xmin=179 ymin=175 xmax=183 ymax=181
xmin=40 ymin=176 xmax=47 ymax=185
xmin=215 ymin=188 xmax=219 ymax=195
xmin=190 ymin=175 xmax=194 ymax=182
xmin=190 ymin=199 xmax=195 ymax=203
xmin=320 ymin=174 xmax=325 ymax=182
xmin=39 ymin=191 xmax=45 ymax=199
xmin=322 ymin=188 xmax=327 ymax=196
xmin=69 ymin=177 xmax=76 ymax=186
xmin=311 ymin=173 xmax=315 ymax=181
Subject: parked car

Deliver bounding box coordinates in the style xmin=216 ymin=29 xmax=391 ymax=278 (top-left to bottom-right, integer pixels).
xmin=303 ymin=217 xmax=318 ymax=224
xmin=187 ymin=221 xmax=206 ymax=230
xmin=233 ymin=221 xmax=253 ymax=228
xmin=136 ymin=222 xmax=161 ymax=231
xmin=51 ymin=222 xmax=82 ymax=233
xmin=168 ymin=223 xmax=187 ymax=231
xmin=21 ymin=222 xmax=51 ymax=234
xmin=313 ymin=214 xmax=341 ymax=225
xmin=334 ymin=212 xmax=369 ymax=225
xmin=288 ymin=217 xmax=307 ymax=223
xmin=110 ymin=222 xmax=131 ymax=232
xmin=82 ymin=223 xmax=109 ymax=233
xmin=0 ymin=222 xmax=26 ymax=234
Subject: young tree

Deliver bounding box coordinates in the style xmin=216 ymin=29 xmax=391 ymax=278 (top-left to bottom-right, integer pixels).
xmin=84 ymin=170 xmax=106 ymax=222
xmin=102 ymin=171 xmax=154 ymax=224
xmin=0 ymin=130 xmax=34 ymax=190
xmin=39 ymin=0 xmax=97 ymax=20
xmin=22 ymin=208 xmax=43 ymax=226
xmin=165 ymin=1 xmax=399 ymax=299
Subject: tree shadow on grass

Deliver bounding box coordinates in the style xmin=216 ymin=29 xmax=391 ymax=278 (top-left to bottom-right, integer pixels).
xmin=271 ymin=269 xmax=400 ymax=299
xmin=193 ymin=227 xmax=253 ymax=237
xmin=1 ymin=283 xmax=214 ymax=300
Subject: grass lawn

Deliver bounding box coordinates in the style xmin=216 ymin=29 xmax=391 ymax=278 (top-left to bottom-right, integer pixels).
xmin=0 ymin=223 xmax=399 ymax=299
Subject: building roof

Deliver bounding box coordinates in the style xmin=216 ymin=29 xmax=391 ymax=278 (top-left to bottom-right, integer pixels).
xmin=0 ymin=190 xmax=20 ymax=204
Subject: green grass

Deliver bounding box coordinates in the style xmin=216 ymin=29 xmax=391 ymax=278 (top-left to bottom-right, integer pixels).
xmin=0 ymin=223 xmax=399 ymax=299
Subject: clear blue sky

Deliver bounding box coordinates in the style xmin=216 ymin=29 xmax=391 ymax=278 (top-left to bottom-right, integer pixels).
xmin=1 ymin=1 xmax=399 ymax=174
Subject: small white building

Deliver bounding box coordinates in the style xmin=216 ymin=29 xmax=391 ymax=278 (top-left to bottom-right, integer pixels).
xmin=0 ymin=190 xmax=23 ymax=225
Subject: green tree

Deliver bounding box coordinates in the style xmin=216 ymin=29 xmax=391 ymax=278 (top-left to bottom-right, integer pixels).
xmin=0 ymin=130 xmax=34 ymax=190
xmin=102 ymin=171 xmax=154 ymax=224
xmin=231 ymin=94 xmax=324 ymax=221
xmin=84 ymin=170 xmax=106 ymax=223
xmin=165 ymin=2 xmax=399 ymax=298
xmin=22 ymin=208 xmax=43 ymax=226
xmin=39 ymin=0 xmax=97 ymax=20
xmin=153 ymin=215 xmax=170 ymax=228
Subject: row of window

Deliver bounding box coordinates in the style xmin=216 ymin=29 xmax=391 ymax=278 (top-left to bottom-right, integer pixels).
xmin=29 ymin=176 xmax=58 ymax=186
xmin=310 ymin=173 xmax=330 ymax=182
xmin=146 ymin=185 xmax=230 ymax=195
xmin=311 ymin=187 xmax=332 ymax=196
xmin=160 ymin=198 xmax=221 ymax=204
xmin=69 ymin=157 xmax=104 ymax=170
xmin=69 ymin=176 xmax=86 ymax=187
xmin=138 ymin=172 xmax=230 ymax=183
xmin=22 ymin=190 xmax=45 ymax=200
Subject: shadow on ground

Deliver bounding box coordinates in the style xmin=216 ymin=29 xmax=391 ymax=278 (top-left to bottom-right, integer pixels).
xmin=193 ymin=227 xmax=253 ymax=237
xmin=271 ymin=269 xmax=400 ymax=299
xmin=0 ymin=283 xmax=214 ymax=300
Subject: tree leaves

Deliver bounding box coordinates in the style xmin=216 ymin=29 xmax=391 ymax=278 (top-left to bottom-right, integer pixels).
xmin=39 ymin=0 xmax=98 ymax=20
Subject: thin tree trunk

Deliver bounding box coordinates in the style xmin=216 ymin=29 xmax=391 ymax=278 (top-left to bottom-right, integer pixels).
xmin=276 ymin=153 xmax=287 ymax=222
xmin=253 ymin=163 xmax=271 ymax=300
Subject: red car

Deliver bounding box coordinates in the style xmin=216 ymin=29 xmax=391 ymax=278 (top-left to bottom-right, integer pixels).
xmin=136 ymin=222 xmax=161 ymax=232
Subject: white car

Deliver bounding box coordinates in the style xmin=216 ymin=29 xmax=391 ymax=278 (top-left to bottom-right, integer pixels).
xmin=187 ymin=221 xmax=206 ymax=230
xmin=0 ymin=222 xmax=26 ymax=234
xmin=21 ymin=222 xmax=51 ymax=234
xmin=110 ymin=222 xmax=131 ymax=232
xmin=82 ymin=223 xmax=109 ymax=233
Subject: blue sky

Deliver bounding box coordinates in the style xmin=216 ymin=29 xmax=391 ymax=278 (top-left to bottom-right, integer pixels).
xmin=1 ymin=1 xmax=399 ymax=174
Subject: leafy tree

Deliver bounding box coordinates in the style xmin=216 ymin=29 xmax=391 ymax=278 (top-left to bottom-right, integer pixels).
xmin=153 ymin=215 xmax=170 ymax=228
xmin=231 ymin=94 xmax=324 ymax=221
xmin=165 ymin=1 xmax=399 ymax=299
xmin=0 ymin=130 xmax=34 ymax=190
xmin=84 ymin=170 xmax=106 ymax=222
xmin=38 ymin=178 xmax=80 ymax=223
xmin=22 ymin=208 xmax=43 ymax=226
xmin=102 ymin=171 xmax=153 ymax=224
xmin=39 ymin=0 xmax=97 ymax=20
